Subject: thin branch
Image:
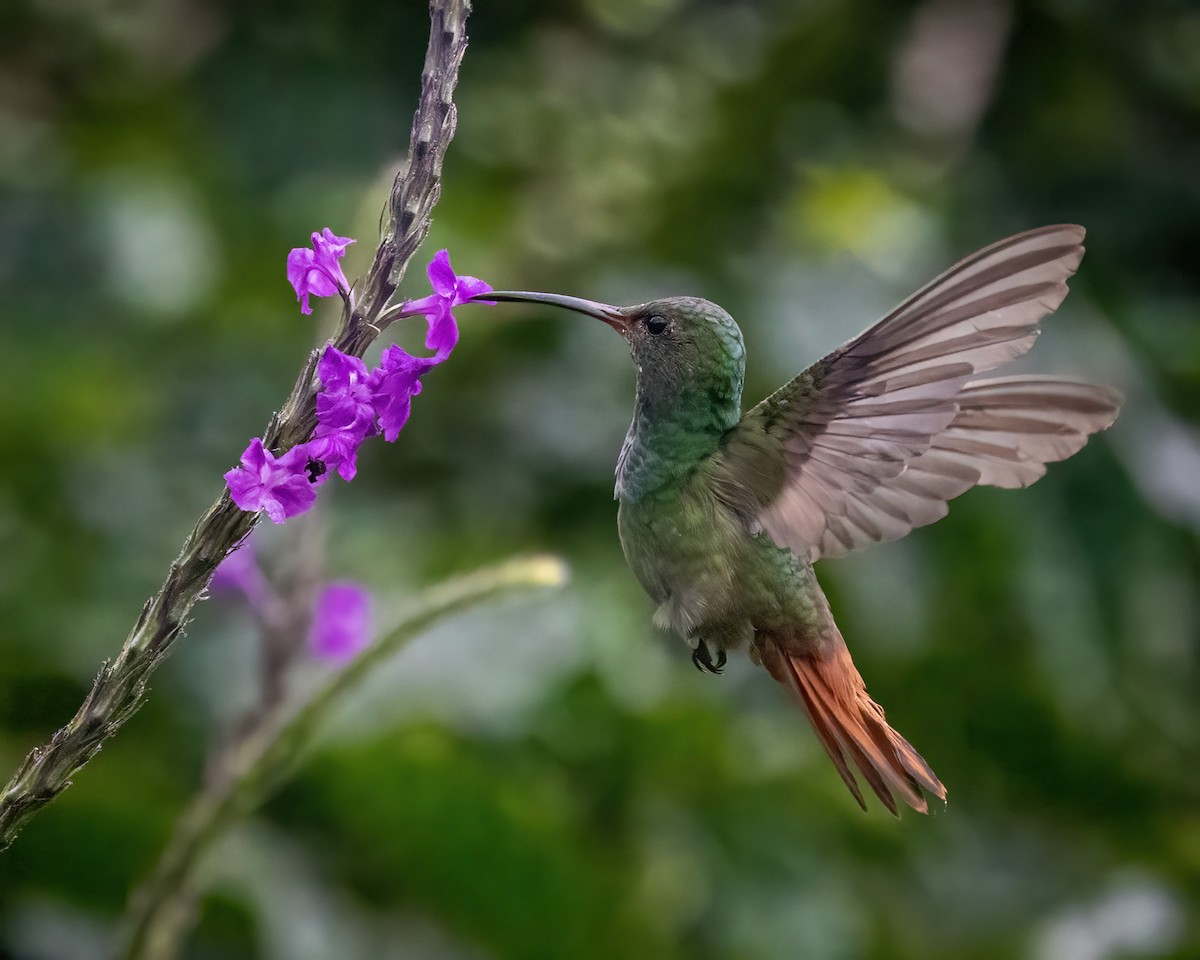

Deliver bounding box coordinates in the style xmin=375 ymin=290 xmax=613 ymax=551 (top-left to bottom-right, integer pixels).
xmin=119 ymin=555 xmax=568 ymax=960
xmin=0 ymin=0 xmax=474 ymax=852
xmin=204 ymin=512 xmax=325 ymax=785
xmin=256 ymin=512 xmax=325 ymax=719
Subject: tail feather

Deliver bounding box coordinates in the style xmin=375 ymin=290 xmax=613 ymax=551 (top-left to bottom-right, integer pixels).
xmin=761 ymin=635 xmax=946 ymax=815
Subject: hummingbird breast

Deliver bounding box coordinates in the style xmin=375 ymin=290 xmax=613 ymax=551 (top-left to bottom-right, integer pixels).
xmin=613 ymin=322 xmax=829 ymax=653
xmin=616 ymin=456 xmax=826 ymax=649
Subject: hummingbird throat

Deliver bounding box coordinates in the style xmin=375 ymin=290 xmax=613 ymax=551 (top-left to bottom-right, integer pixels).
xmin=616 ymin=364 xmax=743 ymax=500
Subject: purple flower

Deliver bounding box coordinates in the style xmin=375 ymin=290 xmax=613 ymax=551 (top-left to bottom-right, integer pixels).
xmin=403 ymin=249 xmax=493 ymax=358
xmin=306 ymin=430 xmax=363 ymax=483
xmin=316 ymin=347 xmax=373 ymax=434
xmin=310 ymin=582 xmax=372 ymax=663
xmin=367 ymin=344 xmax=438 ymax=442
xmin=313 ymin=346 xmax=376 ymax=480
xmin=236 ymin=244 xmax=489 ymax=511
xmin=224 ymin=438 xmax=318 ymax=523
xmin=287 ymin=228 xmax=356 ymax=315
xmin=356 ymin=250 xmax=492 ymax=442
xmin=210 ymin=534 xmax=270 ymax=610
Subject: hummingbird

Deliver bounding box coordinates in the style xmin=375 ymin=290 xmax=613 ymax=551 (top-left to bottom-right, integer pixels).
xmin=478 ymin=225 xmax=1121 ymax=814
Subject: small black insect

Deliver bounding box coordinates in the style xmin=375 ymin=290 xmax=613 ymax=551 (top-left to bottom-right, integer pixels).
xmin=305 ymin=458 xmax=327 ymax=484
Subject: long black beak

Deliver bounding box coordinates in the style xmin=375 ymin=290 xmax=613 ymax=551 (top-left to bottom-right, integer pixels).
xmin=472 ymin=290 xmax=628 ymax=334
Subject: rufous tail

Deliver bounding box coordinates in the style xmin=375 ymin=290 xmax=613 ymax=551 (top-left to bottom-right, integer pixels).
xmin=759 ymin=634 xmax=946 ymax=815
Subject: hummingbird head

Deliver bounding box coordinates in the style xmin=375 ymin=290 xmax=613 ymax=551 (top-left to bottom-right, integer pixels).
xmin=477 ymin=289 xmax=748 ymax=456
xmin=476 ymin=291 xmax=746 ymax=390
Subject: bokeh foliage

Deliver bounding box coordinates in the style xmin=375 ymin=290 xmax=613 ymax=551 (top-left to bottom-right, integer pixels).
xmin=2 ymin=0 xmax=1198 ymax=957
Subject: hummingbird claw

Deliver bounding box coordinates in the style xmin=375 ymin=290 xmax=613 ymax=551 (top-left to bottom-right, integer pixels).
xmin=690 ymin=642 xmax=726 ymax=675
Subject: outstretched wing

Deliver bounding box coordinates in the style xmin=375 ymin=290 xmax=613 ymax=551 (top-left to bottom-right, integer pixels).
xmin=714 ymin=225 xmax=1119 ymax=561
xmin=807 ymin=376 xmax=1121 ymax=557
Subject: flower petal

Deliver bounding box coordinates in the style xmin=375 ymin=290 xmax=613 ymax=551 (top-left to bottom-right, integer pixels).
xmin=224 ymin=465 xmax=264 ymax=512
xmin=425 ymin=309 xmax=459 ymax=356
xmin=401 ymin=293 xmax=441 ymax=317
xmin=314 ymin=228 xmax=355 ymax=259
xmin=316 ymin=392 xmax=366 ymax=431
xmin=318 ymin=346 xmax=368 ymax=391
xmin=426 ymin=249 xmax=457 ymax=297
xmin=239 ymin=437 xmax=270 ymax=474
xmin=225 ymin=438 xmax=319 ymax=522
xmin=368 ymin=344 xmax=436 ymax=441
xmin=308 ymin=426 xmax=368 ymax=481
xmin=454 ymin=274 xmax=494 ymax=304
xmin=287 ymin=230 xmax=356 ymax=314
xmin=261 ymin=474 xmax=317 ymax=524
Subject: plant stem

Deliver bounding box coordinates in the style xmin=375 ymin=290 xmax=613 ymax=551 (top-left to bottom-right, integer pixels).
xmin=0 ymin=0 xmax=475 ymax=853
xmin=119 ymin=555 xmax=568 ymax=960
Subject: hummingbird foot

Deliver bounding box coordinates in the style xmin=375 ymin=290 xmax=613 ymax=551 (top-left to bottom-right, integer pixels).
xmin=690 ymin=640 xmax=727 ymax=675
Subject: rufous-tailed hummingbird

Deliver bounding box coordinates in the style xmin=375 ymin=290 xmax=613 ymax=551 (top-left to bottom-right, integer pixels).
xmin=477 ymin=225 xmax=1121 ymax=815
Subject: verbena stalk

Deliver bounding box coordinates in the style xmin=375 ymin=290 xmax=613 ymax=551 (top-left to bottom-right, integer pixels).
xmin=0 ymin=0 xmax=473 ymax=852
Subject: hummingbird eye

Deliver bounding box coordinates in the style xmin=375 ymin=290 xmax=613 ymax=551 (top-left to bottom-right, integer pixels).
xmin=644 ymin=314 xmax=669 ymax=336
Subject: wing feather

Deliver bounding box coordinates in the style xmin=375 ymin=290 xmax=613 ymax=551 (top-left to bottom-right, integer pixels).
xmin=713 ymin=225 xmax=1120 ymax=560
xmin=804 ymin=377 xmax=1121 ymax=558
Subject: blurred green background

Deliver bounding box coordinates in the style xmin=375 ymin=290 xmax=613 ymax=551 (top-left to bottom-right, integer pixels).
xmin=2 ymin=0 xmax=1199 ymax=957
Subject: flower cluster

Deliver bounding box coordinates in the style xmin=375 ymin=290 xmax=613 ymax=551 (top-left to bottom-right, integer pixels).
xmin=224 ymin=238 xmax=492 ymax=524
xmin=212 ymin=534 xmax=372 ymax=663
